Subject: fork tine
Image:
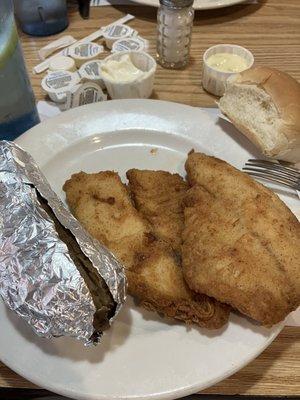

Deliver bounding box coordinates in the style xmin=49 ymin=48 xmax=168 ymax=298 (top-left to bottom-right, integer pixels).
xmin=243 ymin=165 xmax=299 ymax=182
xmin=244 ymin=159 xmax=300 ymax=191
xmin=247 ymin=158 xmax=299 ymax=171
xmin=245 ymin=161 xmax=299 ymax=175
xmin=244 ymin=171 xmax=298 ymax=189
xmin=247 ymin=159 xmax=300 ymax=176
xmin=243 ymin=167 xmax=298 ymax=185
xmin=246 ymin=161 xmax=300 ymax=179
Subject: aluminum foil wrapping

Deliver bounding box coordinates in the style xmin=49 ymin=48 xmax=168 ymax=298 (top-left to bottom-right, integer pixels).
xmin=0 ymin=141 xmax=126 ymax=345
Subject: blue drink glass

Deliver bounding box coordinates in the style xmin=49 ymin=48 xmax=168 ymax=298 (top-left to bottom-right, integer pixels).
xmin=14 ymin=0 xmax=69 ymax=37
xmin=0 ymin=0 xmax=40 ymax=140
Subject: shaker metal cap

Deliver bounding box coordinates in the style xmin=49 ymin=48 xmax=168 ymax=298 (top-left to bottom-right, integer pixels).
xmin=159 ymin=0 xmax=194 ymax=8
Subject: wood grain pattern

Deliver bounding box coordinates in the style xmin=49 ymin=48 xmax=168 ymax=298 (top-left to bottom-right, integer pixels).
xmin=3 ymin=0 xmax=299 ymax=395
xmin=20 ymin=0 xmax=300 ymax=107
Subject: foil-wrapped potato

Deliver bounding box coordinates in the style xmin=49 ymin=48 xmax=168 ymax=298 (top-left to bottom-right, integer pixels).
xmin=0 ymin=141 xmax=126 ymax=345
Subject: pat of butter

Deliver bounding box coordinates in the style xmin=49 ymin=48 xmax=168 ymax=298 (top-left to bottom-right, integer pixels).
xmin=101 ymin=54 xmax=144 ymax=83
xmin=206 ymin=53 xmax=248 ymax=73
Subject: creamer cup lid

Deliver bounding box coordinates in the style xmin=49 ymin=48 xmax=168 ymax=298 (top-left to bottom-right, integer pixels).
xmin=49 ymin=55 xmax=76 ymax=72
xmin=69 ymin=42 xmax=104 ymax=60
xmin=41 ymin=70 xmax=80 ymax=94
xmin=112 ymin=37 xmax=149 ymax=53
xmin=65 ymin=82 xmax=107 ymax=109
xmin=79 ymin=60 xmax=103 ymax=79
xmin=103 ymin=24 xmax=135 ymax=39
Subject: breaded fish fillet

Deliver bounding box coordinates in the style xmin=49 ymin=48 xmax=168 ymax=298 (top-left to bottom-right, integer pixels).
xmin=183 ymin=152 xmax=300 ymax=326
xmin=63 ymin=171 xmax=147 ymax=269
xmin=63 ymin=171 xmax=229 ymax=329
xmin=126 ymin=168 xmax=229 ymax=326
xmin=126 ymin=169 xmax=188 ymax=254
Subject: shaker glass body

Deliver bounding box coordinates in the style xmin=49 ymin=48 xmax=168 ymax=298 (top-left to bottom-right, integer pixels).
xmin=157 ymin=3 xmax=194 ymax=69
xmin=0 ymin=0 xmax=40 ymax=140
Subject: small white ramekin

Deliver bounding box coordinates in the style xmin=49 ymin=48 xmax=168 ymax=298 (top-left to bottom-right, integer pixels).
xmin=100 ymin=51 xmax=157 ymax=99
xmin=202 ymin=44 xmax=254 ymax=96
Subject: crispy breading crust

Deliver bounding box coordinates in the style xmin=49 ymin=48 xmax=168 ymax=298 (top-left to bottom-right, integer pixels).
xmin=63 ymin=170 xmax=230 ymax=329
xmin=126 ymin=169 xmax=229 ymax=328
xmin=63 ymin=171 xmax=149 ymax=269
xmin=126 ymin=169 xmax=188 ymax=254
xmin=183 ymin=152 xmax=300 ymax=326
xmin=127 ymin=240 xmax=229 ymax=329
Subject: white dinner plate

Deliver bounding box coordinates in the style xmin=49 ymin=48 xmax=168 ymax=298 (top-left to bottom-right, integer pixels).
xmin=2 ymin=99 xmax=298 ymax=400
xmin=130 ymin=0 xmax=247 ymax=10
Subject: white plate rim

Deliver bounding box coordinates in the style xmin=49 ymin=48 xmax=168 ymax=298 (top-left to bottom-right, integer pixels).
xmin=129 ymin=0 xmax=247 ymax=10
xmin=0 ymin=321 xmax=282 ymax=400
xmin=1 ymin=323 xmax=284 ymax=400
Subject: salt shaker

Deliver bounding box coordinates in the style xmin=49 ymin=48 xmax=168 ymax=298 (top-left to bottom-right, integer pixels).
xmin=156 ymin=0 xmax=194 ymax=69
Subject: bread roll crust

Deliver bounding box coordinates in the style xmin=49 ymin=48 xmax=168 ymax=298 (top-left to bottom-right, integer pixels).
xmin=220 ymin=67 xmax=300 ymax=162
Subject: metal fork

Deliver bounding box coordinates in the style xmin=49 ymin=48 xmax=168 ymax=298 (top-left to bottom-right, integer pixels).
xmin=243 ymin=159 xmax=300 ymax=191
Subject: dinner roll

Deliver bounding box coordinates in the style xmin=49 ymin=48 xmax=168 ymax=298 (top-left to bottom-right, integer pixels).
xmin=218 ymin=67 xmax=300 ymax=163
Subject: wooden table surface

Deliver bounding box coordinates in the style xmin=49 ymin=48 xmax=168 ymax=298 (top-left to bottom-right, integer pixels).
xmin=1 ymin=0 xmax=299 ymax=396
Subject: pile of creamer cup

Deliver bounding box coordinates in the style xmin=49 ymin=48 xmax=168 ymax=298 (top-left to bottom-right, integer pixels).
xmin=40 ymin=24 xmax=157 ymax=109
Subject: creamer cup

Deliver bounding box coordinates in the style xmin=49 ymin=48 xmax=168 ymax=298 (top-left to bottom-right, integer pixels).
xmin=79 ymin=60 xmax=105 ymax=89
xmin=103 ymin=24 xmax=137 ymax=49
xmin=41 ymin=70 xmax=80 ymax=103
xmin=65 ymin=82 xmax=107 ymax=109
xmin=69 ymin=42 xmax=104 ymax=67
xmin=112 ymin=37 xmax=149 ymax=53
xmin=49 ymin=55 xmax=76 ymax=72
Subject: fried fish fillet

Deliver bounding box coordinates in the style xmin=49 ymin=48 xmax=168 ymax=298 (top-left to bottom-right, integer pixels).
xmin=182 ymin=152 xmax=300 ymax=326
xmin=126 ymin=168 xmax=229 ymax=326
xmin=126 ymin=169 xmax=188 ymax=254
xmin=63 ymin=171 xmax=229 ymax=329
